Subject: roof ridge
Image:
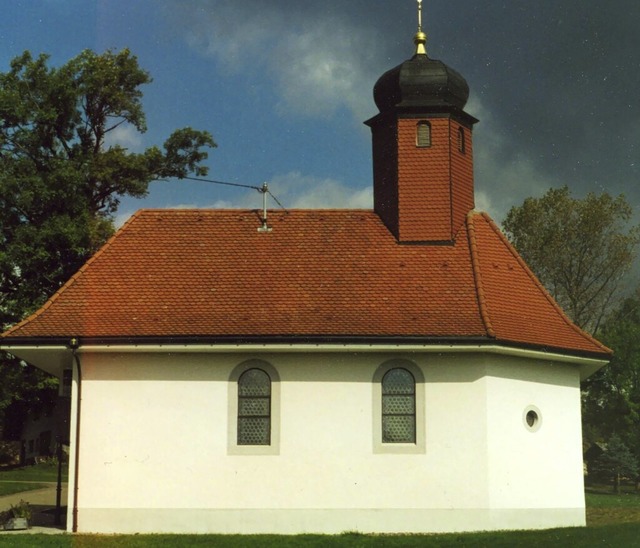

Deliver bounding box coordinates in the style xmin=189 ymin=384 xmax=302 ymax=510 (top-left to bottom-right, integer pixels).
xmin=1 ymin=210 xmax=144 ymax=339
xmin=133 ymin=208 xmax=375 ymax=214
xmin=478 ymin=211 xmax=612 ymax=355
xmin=466 ymin=212 xmax=496 ymax=338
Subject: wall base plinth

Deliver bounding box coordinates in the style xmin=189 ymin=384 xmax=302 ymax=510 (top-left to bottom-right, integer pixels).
xmin=75 ymin=507 xmax=586 ymax=534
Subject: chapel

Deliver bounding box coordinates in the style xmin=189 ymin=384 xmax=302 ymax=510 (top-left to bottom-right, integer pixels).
xmin=0 ymin=3 xmax=610 ymax=534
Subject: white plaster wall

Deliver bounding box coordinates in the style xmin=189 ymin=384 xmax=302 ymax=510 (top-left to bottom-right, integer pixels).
xmin=72 ymin=350 xmax=585 ymax=533
xmin=484 ymin=356 xmax=585 ymax=520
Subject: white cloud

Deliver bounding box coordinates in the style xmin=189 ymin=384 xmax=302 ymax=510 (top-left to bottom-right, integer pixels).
xmin=203 ymin=171 xmax=372 ymax=211
xmin=268 ymin=171 xmax=372 ymax=209
xmin=170 ymin=2 xmax=382 ymax=123
xmin=104 ymin=123 xmax=144 ymax=151
xmin=270 ymin=19 xmax=381 ymax=122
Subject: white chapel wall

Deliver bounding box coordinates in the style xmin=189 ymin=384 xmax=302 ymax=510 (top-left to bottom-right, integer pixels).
xmin=484 ymin=356 xmax=585 ymax=512
xmin=72 ymin=349 xmax=584 ymax=533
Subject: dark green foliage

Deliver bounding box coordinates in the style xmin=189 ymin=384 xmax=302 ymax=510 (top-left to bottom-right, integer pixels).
xmin=583 ymin=290 xmax=640 ymax=471
xmin=590 ymin=435 xmax=639 ymax=492
xmin=0 ymin=357 xmax=59 ymax=440
xmin=0 ymin=48 xmax=215 ymax=435
xmin=503 ymin=186 xmax=640 ymax=335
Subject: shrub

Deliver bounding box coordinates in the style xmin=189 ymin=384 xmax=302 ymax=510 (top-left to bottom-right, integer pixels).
xmin=0 ymin=440 xmax=20 ymax=465
xmin=9 ymin=500 xmax=32 ymax=521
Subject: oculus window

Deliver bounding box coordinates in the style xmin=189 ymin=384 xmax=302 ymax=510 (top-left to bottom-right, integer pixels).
xmin=523 ymin=405 xmax=542 ymax=433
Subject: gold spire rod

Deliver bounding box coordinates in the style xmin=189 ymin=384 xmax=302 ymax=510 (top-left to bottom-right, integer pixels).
xmin=414 ymin=0 xmax=427 ymax=55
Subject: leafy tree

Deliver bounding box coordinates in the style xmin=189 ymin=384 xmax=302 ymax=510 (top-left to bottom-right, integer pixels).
xmin=590 ymin=434 xmax=639 ymax=492
xmin=503 ymin=186 xmax=640 ymax=335
xmin=583 ymin=289 xmax=640 ymax=464
xmin=1 ymin=362 xmax=59 ymax=440
xmin=0 ymin=48 xmax=215 ymax=326
xmin=0 ymin=48 xmax=215 ymax=437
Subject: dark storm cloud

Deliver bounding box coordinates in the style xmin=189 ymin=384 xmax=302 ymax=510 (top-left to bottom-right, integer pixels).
xmin=427 ymin=1 xmax=640 ymax=207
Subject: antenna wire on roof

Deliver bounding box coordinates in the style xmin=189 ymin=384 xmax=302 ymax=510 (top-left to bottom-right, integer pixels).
xmin=181 ymin=175 xmax=288 ymax=213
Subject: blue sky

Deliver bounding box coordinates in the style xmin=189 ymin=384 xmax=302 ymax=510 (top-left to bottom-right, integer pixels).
xmin=1 ymin=0 xmax=639 ymax=230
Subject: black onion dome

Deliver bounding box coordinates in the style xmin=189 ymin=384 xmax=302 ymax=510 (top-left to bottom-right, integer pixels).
xmin=373 ymin=53 xmax=469 ymax=113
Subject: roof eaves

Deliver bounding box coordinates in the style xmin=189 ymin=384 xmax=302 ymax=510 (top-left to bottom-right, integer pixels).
xmin=0 ymin=334 xmax=611 ymax=361
xmin=1 ymin=334 xmax=493 ymax=347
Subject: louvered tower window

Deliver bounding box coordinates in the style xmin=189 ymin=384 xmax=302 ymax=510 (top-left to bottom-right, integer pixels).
xmin=237 ymin=368 xmax=271 ymax=445
xmin=381 ymin=368 xmax=416 ymax=443
xmin=458 ymin=126 xmax=466 ymax=154
xmin=416 ymin=121 xmax=431 ymax=147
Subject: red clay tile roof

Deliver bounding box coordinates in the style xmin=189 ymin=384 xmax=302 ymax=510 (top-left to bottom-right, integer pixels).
xmin=1 ymin=209 xmax=610 ymax=357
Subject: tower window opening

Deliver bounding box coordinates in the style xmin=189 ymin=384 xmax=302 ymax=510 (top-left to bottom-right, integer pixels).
xmin=416 ymin=121 xmax=431 ymax=148
xmin=458 ymin=127 xmax=466 ymax=154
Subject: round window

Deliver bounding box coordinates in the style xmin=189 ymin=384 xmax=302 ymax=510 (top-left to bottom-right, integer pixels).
xmin=523 ymin=406 xmax=542 ymax=432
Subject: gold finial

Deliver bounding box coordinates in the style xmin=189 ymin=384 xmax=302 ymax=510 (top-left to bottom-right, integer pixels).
xmin=414 ymin=0 xmax=427 ymax=55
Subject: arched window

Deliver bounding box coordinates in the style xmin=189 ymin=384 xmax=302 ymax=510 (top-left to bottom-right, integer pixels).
xmin=237 ymin=368 xmax=271 ymax=445
xmin=458 ymin=126 xmax=466 ymax=154
xmin=416 ymin=121 xmax=431 ymax=148
xmin=381 ymin=368 xmax=416 ymax=443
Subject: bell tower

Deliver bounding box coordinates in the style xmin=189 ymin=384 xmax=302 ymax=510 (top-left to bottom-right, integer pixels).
xmin=365 ymin=0 xmax=478 ymax=243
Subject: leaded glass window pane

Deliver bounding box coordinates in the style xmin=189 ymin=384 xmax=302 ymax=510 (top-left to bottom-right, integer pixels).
xmin=383 ymin=368 xmax=415 ymax=394
xmin=382 ymin=395 xmax=415 ymax=415
xmin=238 ymin=369 xmax=271 ymax=445
xmin=238 ymin=397 xmax=270 ymax=416
xmin=383 ymin=415 xmax=416 ymax=443
xmin=382 ymin=368 xmax=416 ymax=444
xmin=238 ymin=417 xmax=270 ymax=445
xmin=238 ymin=369 xmax=270 ymax=396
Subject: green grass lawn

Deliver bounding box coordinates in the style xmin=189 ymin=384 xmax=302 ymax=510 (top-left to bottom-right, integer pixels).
xmin=586 ymin=483 xmax=640 ymax=527
xmin=0 ymin=462 xmax=68 ymax=498
xmin=1 ymin=485 xmax=639 ymax=547
xmin=0 ymin=462 xmax=68 ymax=483
xmin=2 ymin=526 xmax=640 ymax=548
xmin=0 ymin=481 xmax=48 ymax=497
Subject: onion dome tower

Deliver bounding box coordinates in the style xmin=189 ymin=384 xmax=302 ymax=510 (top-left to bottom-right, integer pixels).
xmin=366 ymin=0 xmax=478 ymax=243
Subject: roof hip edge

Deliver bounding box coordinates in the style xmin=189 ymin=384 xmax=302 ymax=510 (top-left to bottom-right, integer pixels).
xmin=1 ymin=210 xmax=144 ymax=339
xmin=478 ymin=211 xmax=612 ymax=355
xmin=466 ymin=212 xmax=496 ymax=338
